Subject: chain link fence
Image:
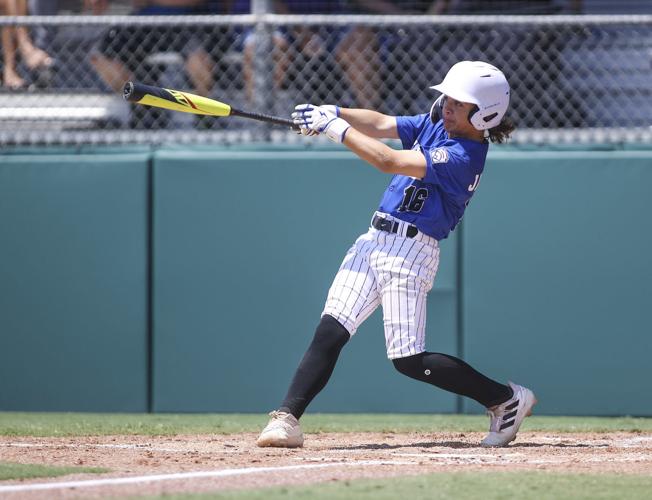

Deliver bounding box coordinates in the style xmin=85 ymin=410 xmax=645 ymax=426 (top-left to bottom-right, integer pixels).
xmin=1 ymin=14 xmax=651 ymax=145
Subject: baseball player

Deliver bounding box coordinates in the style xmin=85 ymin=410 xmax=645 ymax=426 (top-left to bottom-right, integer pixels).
xmin=257 ymin=61 xmax=536 ymax=448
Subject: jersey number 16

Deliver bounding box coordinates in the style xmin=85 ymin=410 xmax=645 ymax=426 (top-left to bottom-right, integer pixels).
xmin=398 ymin=185 xmax=428 ymax=213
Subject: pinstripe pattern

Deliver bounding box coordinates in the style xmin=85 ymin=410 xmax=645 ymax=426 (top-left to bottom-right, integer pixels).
xmin=323 ymin=213 xmax=440 ymax=359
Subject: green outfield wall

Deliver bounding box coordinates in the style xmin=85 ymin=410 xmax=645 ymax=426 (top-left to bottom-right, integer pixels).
xmin=0 ymin=153 xmax=150 ymax=412
xmin=1 ymin=146 xmax=650 ymax=415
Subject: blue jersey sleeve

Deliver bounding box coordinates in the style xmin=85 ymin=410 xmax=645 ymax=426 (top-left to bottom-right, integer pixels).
xmin=395 ymin=114 xmax=430 ymax=150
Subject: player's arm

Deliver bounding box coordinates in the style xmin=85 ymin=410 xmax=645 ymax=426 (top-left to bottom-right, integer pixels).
xmin=342 ymin=127 xmax=426 ymax=178
xmin=292 ymin=104 xmax=424 ymax=177
xmin=337 ymin=108 xmax=399 ymax=140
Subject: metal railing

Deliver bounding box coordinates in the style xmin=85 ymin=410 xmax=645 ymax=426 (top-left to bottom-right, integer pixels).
xmin=1 ymin=14 xmax=651 ymax=145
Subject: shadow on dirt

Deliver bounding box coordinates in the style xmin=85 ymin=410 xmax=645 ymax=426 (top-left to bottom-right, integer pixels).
xmin=328 ymin=440 xmax=606 ymax=450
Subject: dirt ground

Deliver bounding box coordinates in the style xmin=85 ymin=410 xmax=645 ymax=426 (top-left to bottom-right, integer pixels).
xmin=1 ymin=431 xmax=651 ymax=499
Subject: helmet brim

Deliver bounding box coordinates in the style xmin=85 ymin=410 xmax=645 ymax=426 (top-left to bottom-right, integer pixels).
xmin=430 ymin=83 xmax=480 ymax=106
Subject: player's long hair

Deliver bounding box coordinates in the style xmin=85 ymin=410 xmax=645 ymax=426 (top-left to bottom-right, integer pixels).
xmin=488 ymin=116 xmax=516 ymax=144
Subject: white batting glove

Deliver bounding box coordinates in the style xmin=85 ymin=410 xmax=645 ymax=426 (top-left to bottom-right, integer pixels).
xmin=291 ymin=104 xmax=351 ymax=143
xmin=292 ymin=104 xmax=341 ymax=137
xmin=319 ymin=104 xmax=340 ymax=117
xmin=292 ymin=103 xmax=319 ymax=137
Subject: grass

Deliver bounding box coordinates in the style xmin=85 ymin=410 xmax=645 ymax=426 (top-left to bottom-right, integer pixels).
xmin=132 ymin=472 xmax=652 ymax=500
xmin=0 ymin=412 xmax=651 ymax=437
xmin=0 ymin=461 xmax=108 ymax=481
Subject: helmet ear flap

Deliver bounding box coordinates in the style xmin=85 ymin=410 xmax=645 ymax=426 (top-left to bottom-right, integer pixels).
xmin=430 ymin=94 xmax=445 ymax=124
xmin=467 ymin=105 xmax=479 ymax=124
xmin=469 ymin=106 xmax=500 ymax=130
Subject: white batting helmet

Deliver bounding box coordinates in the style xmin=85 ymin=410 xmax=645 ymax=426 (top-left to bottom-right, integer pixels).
xmin=431 ymin=61 xmax=510 ymax=130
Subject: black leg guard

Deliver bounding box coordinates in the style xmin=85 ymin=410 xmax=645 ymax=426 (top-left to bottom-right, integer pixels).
xmin=393 ymin=352 xmax=513 ymax=408
xmin=280 ymin=315 xmax=350 ymax=419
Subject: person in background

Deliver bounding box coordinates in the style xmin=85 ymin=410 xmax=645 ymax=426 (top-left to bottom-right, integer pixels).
xmin=89 ymin=0 xmax=215 ymax=97
xmin=240 ymin=0 xmax=382 ymax=110
xmin=28 ymin=0 xmax=59 ymax=56
xmin=414 ymin=0 xmax=584 ymax=127
xmin=83 ymin=0 xmax=109 ymax=15
xmin=1 ymin=0 xmax=53 ymax=89
xmin=422 ymin=0 xmax=581 ymax=13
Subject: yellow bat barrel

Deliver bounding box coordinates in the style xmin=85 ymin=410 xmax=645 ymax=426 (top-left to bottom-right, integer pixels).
xmin=123 ymin=82 xmax=232 ymax=117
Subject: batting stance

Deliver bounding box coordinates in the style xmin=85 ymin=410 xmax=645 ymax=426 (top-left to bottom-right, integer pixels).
xmin=257 ymin=61 xmax=536 ymax=448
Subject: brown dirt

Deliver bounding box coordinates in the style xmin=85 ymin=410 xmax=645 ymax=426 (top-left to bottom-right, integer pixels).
xmin=1 ymin=431 xmax=651 ymax=499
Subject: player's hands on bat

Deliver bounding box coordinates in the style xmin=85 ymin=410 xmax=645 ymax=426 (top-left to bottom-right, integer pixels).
xmin=319 ymin=105 xmax=340 ymax=117
xmin=291 ymin=103 xmax=320 ymax=137
xmin=292 ymin=104 xmax=350 ymax=143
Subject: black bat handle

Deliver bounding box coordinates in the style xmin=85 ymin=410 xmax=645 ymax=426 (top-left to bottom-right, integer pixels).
xmin=123 ymin=81 xmax=171 ymax=103
xmin=231 ymin=108 xmax=300 ymax=131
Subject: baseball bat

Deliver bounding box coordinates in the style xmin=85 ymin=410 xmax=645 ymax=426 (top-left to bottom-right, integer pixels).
xmin=122 ymin=81 xmax=298 ymax=130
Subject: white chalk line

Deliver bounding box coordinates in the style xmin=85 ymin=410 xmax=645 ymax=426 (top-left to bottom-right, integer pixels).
xmin=618 ymin=436 xmax=652 ymax=448
xmin=0 ymin=442 xmax=182 ymax=453
xmin=393 ymin=452 xmax=524 ymax=460
xmin=522 ymin=435 xmax=652 ymax=448
xmin=388 ymin=450 xmax=652 ymax=467
xmin=0 ymin=442 xmax=246 ymax=454
xmin=0 ymin=460 xmax=416 ymax=493
xmin=300 ymin=453 xmax=521 ymax=466
xmin=297 ymin=452 xmax=652 ymax=467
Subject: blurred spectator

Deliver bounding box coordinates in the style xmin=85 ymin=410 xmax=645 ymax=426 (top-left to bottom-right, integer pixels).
xmin=89 ymin=0 xmax=215 ymax=97
xmin=240 ymin=0 xmax=383 ymax=109
xmin=344 ymin=0 xmax=449 ymax=114
xmin=421 ymin=0 xmax=580 ymax=13
xmin=580 ymin=0 xmax=651 ymax=14
xmin=1 ymin=0 xmax=53 ymax=89
xmin=351 ymin=0 xmax=444 ymax=14
xmin=332 ymin=0 xmax=385 ymax=109
xmin=83 ymin=0 xmax=110 ymax=15
xmin=28 ymin=0 xmax=59 ymax=51
xmin=427 ymin=0 xmax=583 ymax=127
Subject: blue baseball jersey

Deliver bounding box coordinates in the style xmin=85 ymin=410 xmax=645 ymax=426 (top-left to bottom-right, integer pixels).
xmin=377 ymin=113 xmax=489 ymax=240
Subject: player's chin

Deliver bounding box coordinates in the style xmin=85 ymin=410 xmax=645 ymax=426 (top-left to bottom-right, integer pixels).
xmin=443 ymin=122 xmax=463 ymax=137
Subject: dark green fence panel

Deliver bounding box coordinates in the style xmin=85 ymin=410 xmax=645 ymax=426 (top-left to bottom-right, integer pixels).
xmin=151 ymin=150 xmax=458 ymax=413
xmin=463 ymin=150 xmax=652 ymax=416
xmin=0 ymin=154 xmax=150 ymax=411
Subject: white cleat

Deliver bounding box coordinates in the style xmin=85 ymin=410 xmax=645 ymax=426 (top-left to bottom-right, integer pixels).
xmin=481 ymin=382 xmax=537 ymax=447
xmin=256 ymin=410 xmax=304 ymax=448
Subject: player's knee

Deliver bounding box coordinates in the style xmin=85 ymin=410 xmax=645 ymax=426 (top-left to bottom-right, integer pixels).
xmin=392 ymin=353 xmax=427 ymax=379
xmin=312 ymin=314 xmax=351 ymax=354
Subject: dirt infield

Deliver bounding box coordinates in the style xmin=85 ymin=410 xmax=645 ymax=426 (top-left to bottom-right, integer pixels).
xmin=1 ymin=431 xmax=651 ymax=499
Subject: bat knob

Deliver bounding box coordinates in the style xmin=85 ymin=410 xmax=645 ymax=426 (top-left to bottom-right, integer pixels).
xmin=123 ymin=81 xmax=135 ymax=101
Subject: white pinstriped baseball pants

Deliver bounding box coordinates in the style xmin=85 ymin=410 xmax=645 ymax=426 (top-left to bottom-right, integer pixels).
xmin=322 ymin=212 xmax=440 ymax=359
